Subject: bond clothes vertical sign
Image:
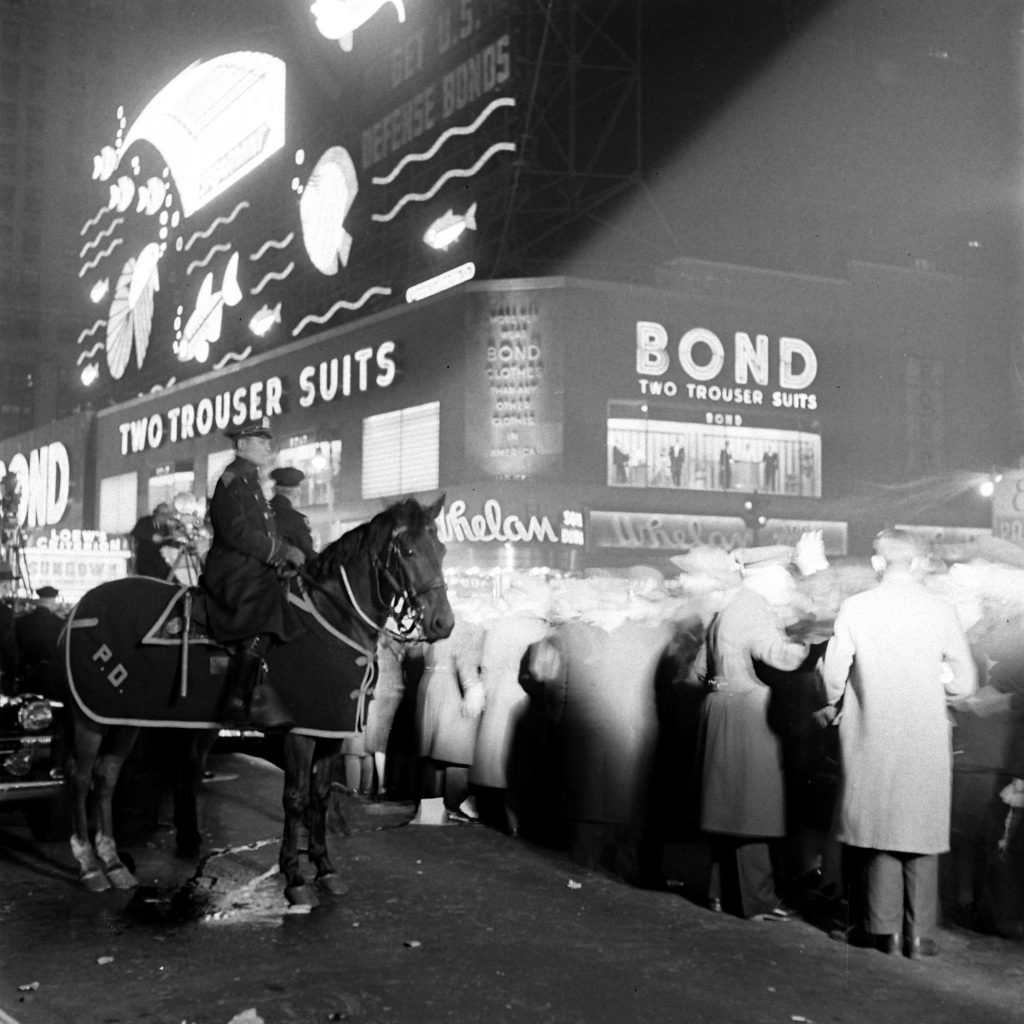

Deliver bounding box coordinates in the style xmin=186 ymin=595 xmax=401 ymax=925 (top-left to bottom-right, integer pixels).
xmin=465 ymin=289 xmax=564 ymax=479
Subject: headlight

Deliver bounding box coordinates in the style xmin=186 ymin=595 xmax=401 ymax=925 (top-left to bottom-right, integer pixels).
xmin=18 ymin=699 xmax=54 ymax=732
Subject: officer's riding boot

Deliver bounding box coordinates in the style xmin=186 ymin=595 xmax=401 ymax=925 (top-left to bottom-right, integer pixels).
xmin=246 ymin=635 xmax=294 ymax=731
xmin=219 ymin=635 xmax=292 ymax=731
xmin=219 ymin=639 xmax=261 ymax=728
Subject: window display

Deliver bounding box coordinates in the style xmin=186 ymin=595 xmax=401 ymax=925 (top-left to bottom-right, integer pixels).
xmin=606 ymin=400 xmax=821 ymax=497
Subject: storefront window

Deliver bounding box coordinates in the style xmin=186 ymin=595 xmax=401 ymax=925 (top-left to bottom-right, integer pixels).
xmin=362 ymin=402 xmax=440 ymax=499
xmin=606 ymin=401 xmax=821 ymax=497
xmin=148 ymin=466 xmax=195 ymax=513
xmin=272 ymin=439 xmax=342 ymax=508
xmin=99 ymin=471 xmax=138 ymax=534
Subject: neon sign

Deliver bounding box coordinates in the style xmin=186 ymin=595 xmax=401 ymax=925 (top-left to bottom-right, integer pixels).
xmin=406 ymin=261 xmax=475 ymax=302
xmin=0 ymin=443 xmax=71 ymax=528
xmin=75 ymin=0 xmax=518 ymax=398
xmin=636 ymin=322 xmax=820 ymax=410
xmin=121 ymin=52 xmax=286 ymax=218
xmin=437 ymin=498 xmax=584 ymax=546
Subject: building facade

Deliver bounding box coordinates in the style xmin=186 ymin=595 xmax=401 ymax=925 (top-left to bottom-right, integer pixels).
xmin=1 ymin=256 xmax=1004 ymax=592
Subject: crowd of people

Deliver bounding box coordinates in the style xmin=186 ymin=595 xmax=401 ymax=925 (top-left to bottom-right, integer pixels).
xmin=352 ymin=532 xmax=1024 ymax=959
xmin=3 ymin=413 xmax=1022 ymax=958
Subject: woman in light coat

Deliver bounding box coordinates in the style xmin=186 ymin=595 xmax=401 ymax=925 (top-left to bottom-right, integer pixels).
xmin=696 ymin=561 xmax=809 ymax=920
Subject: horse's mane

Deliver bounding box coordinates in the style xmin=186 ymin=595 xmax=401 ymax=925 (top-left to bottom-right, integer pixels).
xmin=305 ymin=498 xmax=435 ymax=583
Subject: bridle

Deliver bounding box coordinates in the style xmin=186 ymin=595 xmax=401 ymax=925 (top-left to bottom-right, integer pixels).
xmin=369 ymin=531 xmax=448 ymax=640
xmin=298 ymin=529 xmax=447 ymax=644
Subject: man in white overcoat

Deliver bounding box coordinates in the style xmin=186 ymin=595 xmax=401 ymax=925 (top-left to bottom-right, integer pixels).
xmin=821 ymin=529 xmax=976 ymax=958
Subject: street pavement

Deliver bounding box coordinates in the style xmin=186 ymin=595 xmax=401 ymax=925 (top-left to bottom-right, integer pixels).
xmin=1 ymin=751 xmax=1022 ymax=1024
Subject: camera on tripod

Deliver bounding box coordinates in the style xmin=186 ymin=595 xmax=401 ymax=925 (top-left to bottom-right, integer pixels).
xmin=0 ymin=471 xmax=31 ymax=596
xmin=170 ymin=493 xmax=205 ymax=548
xmin=164 ymin=493 xmax=208 ymax=584
xmin=0 ymin=472 xmax=25 ymax=550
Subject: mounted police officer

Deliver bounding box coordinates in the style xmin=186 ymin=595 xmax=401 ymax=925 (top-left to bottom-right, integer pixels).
xmin=201 ymin=417 xmax=305 ymax=730
xmin=269 ymin=467 xmax=316 ymax=562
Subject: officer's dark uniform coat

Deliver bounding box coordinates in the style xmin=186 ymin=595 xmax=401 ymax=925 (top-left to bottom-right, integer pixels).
xmin=201 ymin=457 xmax=300 ymax=644
xmin=269 ymin=493 xmax=316 ymax=562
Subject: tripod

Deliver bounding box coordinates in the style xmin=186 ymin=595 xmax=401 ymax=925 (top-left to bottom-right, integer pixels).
xmin=0 ymin=534 xmax=32 ymax=602
xmin=165 ymin=541 xmax=203 ymax=586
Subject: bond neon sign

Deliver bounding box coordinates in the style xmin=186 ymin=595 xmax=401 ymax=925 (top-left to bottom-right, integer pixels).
xmin=0 ymin=442 xmax=71 ymax=528
xmin=636 ymin=321 xmax=820 ymax=410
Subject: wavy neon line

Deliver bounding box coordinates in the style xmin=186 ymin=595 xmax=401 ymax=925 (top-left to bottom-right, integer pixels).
xmin=183 ymin=201 xmax=251 ymax=252
xmin=249 ymin=233 xmax=295 ymax=262
xmin=76 ymin=319 xmax=106 ymax=346
xmin=372 ymin=143 xmax=515 ymax=223
xmin=76 ymin=341 xmax=105 ymax=364
xmin=213 ymin=347 xmax=253 ymax=370
xmin=372 ymin=97 xmax=516 ymax=186
xmin=80 ymin=205 xmax=112 ymax=235
xmin=186 ymin=243 xmax=232 ymax=276
xmin=78 ymin=238 xmax=123 ymax=276
xmin=291 ymin=287 xmax=392 ymax=337
xmin=79 ymin=217 xmax=124 ymax=258
xmin=251 ymin=262 xmax=295 ymax=295
xmin=148 ymin=377 xmax=177 ymax=394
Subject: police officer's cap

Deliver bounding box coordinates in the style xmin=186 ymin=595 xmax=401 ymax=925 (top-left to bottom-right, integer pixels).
xmin=36 ymin=586 xmax=59 ymax=599
xmin=270 ymin=466 xmax=305 ymax=487
xmin=225 ymin=416 xmax=273 ymax=441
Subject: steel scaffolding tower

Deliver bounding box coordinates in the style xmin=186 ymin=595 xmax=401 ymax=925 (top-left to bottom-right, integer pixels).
xmin=488 ymin=0 xmax=643 ymax=279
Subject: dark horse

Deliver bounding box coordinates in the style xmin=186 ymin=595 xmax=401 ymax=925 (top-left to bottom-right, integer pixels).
xmin=62 ymin=496 xmax=454 ymax=903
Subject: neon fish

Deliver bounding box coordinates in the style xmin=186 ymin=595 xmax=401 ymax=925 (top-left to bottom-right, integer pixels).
xmin=135 ymin=177 xmax=167 ymax=216
xmin=177 ymin=253 xmax=242 ymax=362
xmin=249 ymin=301 xmax=282 ymax=337
xmin=310 ymin=0 xmax=406 ymax=52
xmin=423 ymin=202 xmax=477 ymax=251
xmin=92 ymin=145 xmax=118 ymax=182
xmin=108 ymin=175 xmax=135 ymax=213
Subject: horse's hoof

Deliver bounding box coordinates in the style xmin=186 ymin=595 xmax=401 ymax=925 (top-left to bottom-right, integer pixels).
xmin=316 ymin=873 xmax=349 ymax=896
xmin=81 ymin=869 xmax=112 ymax=893
xmin=284 ymin=884 xmax=317 ymax=906
xmin=104 ymin=865 xmax=138 ymax=890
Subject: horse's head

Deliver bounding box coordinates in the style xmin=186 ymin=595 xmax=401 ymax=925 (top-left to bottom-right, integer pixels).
xmin=307 ymin=495 xmax=454 ymax=644
xmin=376 ymin=494 xmax=454 ymax=642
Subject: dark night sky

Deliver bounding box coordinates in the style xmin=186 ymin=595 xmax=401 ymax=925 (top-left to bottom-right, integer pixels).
xmin=579 ymin=0 xmax=1024 ymax=281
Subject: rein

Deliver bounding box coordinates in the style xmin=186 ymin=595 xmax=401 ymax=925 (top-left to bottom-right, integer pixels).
xmin=297 ymin=533 xmax=445 ymax=645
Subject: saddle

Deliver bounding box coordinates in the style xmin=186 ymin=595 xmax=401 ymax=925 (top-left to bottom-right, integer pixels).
xmin=140 ymin=583 xmax=219 ymax=648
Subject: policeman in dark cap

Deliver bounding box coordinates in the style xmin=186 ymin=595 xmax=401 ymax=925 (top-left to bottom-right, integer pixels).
xmin=201 ymin=417 xmax=305 ymax=729
xmin=14 ymin=586 xmax=66 ymax=699
xmin=269 ymin=466 xmax=316 ymax=563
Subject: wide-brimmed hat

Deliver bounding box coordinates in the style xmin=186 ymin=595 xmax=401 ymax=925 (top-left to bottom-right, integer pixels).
xmin=733 ymin=545 xmax=793 ymax=575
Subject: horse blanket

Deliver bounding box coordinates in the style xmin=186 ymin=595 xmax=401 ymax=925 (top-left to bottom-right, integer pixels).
xmin=65 ymin=577 xmax=376 ymax=738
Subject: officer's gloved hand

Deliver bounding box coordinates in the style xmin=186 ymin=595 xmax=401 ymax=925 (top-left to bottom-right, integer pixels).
xmin=282 ymin=544 xmax=306 ymax=569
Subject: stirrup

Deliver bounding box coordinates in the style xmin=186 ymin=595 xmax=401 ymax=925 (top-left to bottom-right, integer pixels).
xmin=249 ymin=681 xmax=294 ymax=731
